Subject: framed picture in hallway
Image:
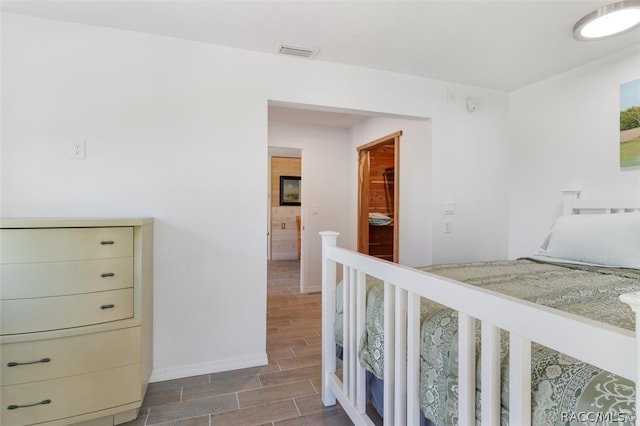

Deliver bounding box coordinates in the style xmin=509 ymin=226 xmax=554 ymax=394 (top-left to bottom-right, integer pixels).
xmin=279 ymin=176 xmax=301 ymax=206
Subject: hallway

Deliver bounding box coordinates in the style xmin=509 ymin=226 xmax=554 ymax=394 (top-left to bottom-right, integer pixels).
xmin=124 ymin=260 xmax=352 ymax=425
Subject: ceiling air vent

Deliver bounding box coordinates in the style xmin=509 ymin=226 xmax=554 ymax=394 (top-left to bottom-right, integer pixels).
xmin=276 ymin=43 xmax=320 ymax=59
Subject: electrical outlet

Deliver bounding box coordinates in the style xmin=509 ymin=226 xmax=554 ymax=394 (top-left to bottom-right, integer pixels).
xmin=69 ymin=140 xmax=86 ymax=159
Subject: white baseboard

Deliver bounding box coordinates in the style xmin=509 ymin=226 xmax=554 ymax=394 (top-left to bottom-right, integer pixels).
xmin=150 ymin=353 xmax=268 ymax=383
xmin=303 ymin=284 xmax=321 ymax=293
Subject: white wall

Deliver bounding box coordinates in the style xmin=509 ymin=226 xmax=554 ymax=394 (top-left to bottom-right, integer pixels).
xmin=431 ymin=89 xmax=512 ymax=264
xmin=349 ymin=116 xmax=434 ymax=267
xmin=268 ymin=121 xmax=351 ymax=292
xmin=508 ymin=45 xmax=640 ymax=258
xmin=1 ymin=13 xmax=510 ymax=381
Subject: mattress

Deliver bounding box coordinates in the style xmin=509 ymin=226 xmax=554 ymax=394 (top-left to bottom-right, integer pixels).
xmin=335 ymin=258 xmax=640 ymax=424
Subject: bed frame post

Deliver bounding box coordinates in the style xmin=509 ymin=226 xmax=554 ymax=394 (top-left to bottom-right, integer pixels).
xmin=320 ymin=231 xmax=340 ymax=406
xmin=619 ymin=291 xmax=640 ymax=416
xmin=561 ymin=189 xmax=581 ymax=215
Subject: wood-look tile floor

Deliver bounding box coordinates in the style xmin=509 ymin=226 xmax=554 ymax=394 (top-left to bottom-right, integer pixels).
xmin=122 ymin=260 xmax=354 ymax=426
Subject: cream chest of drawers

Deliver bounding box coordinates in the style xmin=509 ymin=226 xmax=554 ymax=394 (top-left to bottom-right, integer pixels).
xmin=0 ymin=218 xmax=153 ymax=426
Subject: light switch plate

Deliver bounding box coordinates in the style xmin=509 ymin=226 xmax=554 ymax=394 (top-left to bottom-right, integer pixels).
xmin=444 ymin=201 xmax=456 ymax=215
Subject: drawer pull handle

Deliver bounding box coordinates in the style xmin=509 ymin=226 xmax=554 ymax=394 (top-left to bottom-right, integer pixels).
xmin=100 ymin=240 xmax=115 ymax=245
xmin=7 ymin=358 xmax=51 ymax=367
xmin=101 ymin=272 xmax=115 ymax=278
xmin=101 ymin=304 xmax=115 ymax=310
xmin=7 ymin=399 xmax=52 ymax=410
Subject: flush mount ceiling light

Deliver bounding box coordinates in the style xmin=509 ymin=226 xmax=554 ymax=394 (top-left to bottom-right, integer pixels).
xmin=573 ymin=0 xmax=640 ymax=40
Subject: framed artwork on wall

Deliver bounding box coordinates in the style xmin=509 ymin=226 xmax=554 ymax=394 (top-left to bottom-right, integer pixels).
xmin=620 ymin=78 xmax=640 ymax=168
xmin=279 ymin=176 xmax=301 ymax=206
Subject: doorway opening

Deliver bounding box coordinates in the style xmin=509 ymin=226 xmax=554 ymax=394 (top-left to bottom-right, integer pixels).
xmin=267 ymin=101 xmax=430 ymax=292
xmin=268 ymin=154 xmax=302 ymax=262
xmin=357 ymin=131 xmax=401 ymax=263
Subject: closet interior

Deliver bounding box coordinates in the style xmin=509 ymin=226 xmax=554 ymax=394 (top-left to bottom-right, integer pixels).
xmin=357 ymin=131 xmax=400 ymax=262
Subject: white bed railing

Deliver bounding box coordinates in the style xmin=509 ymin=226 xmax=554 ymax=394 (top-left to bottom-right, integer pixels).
xmin=320 ymin=230 xmax=640 ymax=426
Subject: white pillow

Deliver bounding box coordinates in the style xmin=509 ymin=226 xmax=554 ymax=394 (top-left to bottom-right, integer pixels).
xmin=543 ymin=213 xmax=640 ymax=269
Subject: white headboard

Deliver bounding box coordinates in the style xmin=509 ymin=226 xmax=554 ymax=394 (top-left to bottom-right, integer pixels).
xmin=561 ymin=189 xmax=640 ymax=215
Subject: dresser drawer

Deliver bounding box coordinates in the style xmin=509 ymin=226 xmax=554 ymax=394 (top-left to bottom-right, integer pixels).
xmin=1 ymin=289 xmax=134 ymax=335
xmin=1 ymin=327 xmax=140 ymax=386
xmin=1 ymin=258 xmax=133 ymax=300
xmin=1 ymin=364 xmax=141 ymax=426
xmin=0 ymin=227 xmax=133 ymax=264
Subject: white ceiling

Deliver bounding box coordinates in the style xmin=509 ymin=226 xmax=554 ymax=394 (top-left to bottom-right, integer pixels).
xmin=3 ymin=0 xmax=640 ymax=93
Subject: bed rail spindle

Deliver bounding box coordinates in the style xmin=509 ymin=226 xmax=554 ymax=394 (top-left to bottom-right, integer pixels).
xmin=481 ymin=322 xmax=501 ymax=426
xmin=320 ymin=231 xmax=339 ymax=406
xmin=348 ymin=267 xmax=358 ymax=402
xmin=619 ymin=291 xmax=640 ymax=419
xmin=458 ymin=313 xmax=476 ymax=426
xmin=394 ymin=286 xmax=408 ymax=426
xmin=356 ymin=270 xmax=367 ymax=414
xmin=384 ymin=281 xmax=396 ymax=424
xmin=509 ymin=333 xmax=531 ymax=426
xmin=342 ymin=265 xmax=351 ymax=396
xmin=407 ymin=292 xmax=421 ymax=426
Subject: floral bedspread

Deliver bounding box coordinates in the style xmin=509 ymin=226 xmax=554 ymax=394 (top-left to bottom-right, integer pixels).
xmin=339 ymin=259 xmax=640 ymax=425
